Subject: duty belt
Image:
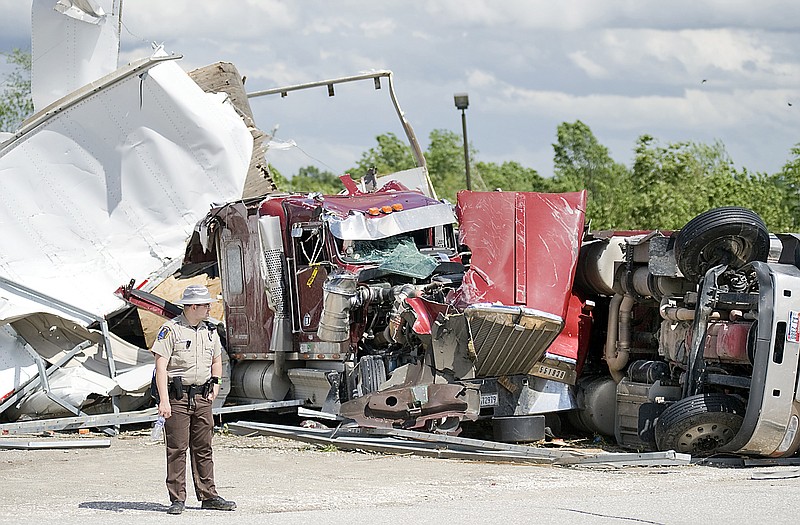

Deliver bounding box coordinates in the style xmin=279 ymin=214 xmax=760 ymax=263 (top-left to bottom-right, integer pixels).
xmin=168 ymin=377 xmax=211 ymax=408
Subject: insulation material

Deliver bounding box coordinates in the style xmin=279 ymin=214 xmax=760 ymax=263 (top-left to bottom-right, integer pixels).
xmin=31 ymin=0 xmax=120 ymax=111
xmin=0 ymin=52 xmax=252 ymax=322
xmin=0 ymin=6 xmax=250 ymax=423
xmin=1 ymin=311 xmax=155 ymax=421
xmin=138 ymin=276 xmax=224 ymax=349
xmin=2 ymin=366 xmax=149 ymax=420
xmin=0 ymin=325 xmax=38 ymax=402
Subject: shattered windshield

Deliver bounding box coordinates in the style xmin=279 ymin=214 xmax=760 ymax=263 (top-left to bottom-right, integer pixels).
xmin=339 ymin=236 xmax=438 ymax=279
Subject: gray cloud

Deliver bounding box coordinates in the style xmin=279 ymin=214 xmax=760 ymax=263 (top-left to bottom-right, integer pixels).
xmin=2 ymin=0 xmax=799 ymax=179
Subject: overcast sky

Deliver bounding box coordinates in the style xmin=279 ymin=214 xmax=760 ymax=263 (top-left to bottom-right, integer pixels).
xmin=2 ymin=1 xmax=800 ymax=181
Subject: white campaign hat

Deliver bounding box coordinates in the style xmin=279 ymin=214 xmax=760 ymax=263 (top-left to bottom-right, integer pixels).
xmin=177 ymin=284 xmax=216 ymax=305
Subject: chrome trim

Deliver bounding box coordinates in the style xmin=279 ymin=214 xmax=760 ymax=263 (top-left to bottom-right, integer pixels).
xmin=326 ymin=203 xmax=456 ymax=241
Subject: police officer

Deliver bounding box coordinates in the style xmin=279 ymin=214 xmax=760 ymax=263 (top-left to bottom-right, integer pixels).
xmin=151 ymin=284 xmax=236 ymax=515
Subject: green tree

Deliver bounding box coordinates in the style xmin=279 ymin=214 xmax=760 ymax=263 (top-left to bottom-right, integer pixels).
xmin=630 ymin=136 xmax=726 ymax=229
xmin=771 ymin=146 xmax=800 ymax=231
xmin=350 ymin=132 xmax=416 ymax=178
xmin=349 ymin=129 xmax=479 ymax=202
xmin=627 ymin=136 xmax=795 ymax=230
xmin=475 ymin=160 xmax=553 ymax=193
xmin=267 ymin=164 xmax=289 ymax=191
xmin=551 ymin=121 xmax=632 ymax=229
xmin=424 ymin=129 xmax=476 ymax=201
xmin=0 ymin=49 xmax=34 ymax=132
xmin=284 ymin=165 xmax=342 ymax=194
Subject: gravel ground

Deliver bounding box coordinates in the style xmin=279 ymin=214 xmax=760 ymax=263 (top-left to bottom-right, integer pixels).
xmin=1 ymin=427 xmax=799 ymax=525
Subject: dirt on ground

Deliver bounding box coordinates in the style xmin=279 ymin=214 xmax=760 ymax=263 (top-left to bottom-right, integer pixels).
xmin=1 ymin=424 xmax=800 ymax=525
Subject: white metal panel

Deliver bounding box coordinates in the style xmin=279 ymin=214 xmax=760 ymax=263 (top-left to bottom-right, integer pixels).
xmin=0 ymin=53 xmax=252 ymax=319
xmin=31 ymin=0 xmax=120 ymax=111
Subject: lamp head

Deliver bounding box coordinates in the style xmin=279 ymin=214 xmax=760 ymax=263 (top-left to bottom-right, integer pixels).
xmin=454 ymin=93 xmax=469 ymax=110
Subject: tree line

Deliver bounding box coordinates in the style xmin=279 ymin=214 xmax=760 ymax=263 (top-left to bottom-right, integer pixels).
xmin=278 ymin=124 xmax=800 ymax=232
xmin=3 ymin=49 xmax=797 ymax=231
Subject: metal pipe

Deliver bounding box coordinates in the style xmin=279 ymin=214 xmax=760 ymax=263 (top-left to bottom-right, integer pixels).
xmin=605 ymin=294 xmax=633 ymax=383
xmin=659 ymin=295 xmax=696 ymax=321
xmin=659 ymin=296 xmax=721 ymax=322
xmin=257 ymin=216 xmax=292 ymax=352
xmin=317 ymin=273 xmax=359 ymax=342
xmin=460 ymin=109 xmax=471 ymax=191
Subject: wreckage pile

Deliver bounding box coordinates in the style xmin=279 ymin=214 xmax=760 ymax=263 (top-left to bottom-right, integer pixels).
xmin=4 ymin=1 xmax=800 ymax=468
xmin=0 ymin=1 xmax=271 ymax=430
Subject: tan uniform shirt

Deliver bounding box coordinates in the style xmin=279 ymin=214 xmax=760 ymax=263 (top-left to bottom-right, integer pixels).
xmin=151 ymin=314 xmax=222 ymax=386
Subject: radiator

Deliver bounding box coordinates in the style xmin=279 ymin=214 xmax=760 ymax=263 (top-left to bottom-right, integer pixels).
xmin=465 ymin=304 xmax=563 ymax=377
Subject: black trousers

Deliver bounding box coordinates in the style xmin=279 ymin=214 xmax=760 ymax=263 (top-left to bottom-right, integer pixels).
xmin=163 ymin=394 xmax=218 ymax=503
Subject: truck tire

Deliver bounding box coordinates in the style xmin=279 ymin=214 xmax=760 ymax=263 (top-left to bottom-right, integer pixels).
xmin=654 ymin=393 xmax=745 ymax=456
xmin=674 ymin=206 xmax=770 ymax=282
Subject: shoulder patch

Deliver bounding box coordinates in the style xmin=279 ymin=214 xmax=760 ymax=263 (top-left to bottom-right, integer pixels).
xmin=157 ymin=326 xmax=171 ymax=341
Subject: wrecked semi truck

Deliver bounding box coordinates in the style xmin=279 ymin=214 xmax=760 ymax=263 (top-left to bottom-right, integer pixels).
xmin=176 ymin=172 xmax=800 ymax=457
xmin=179 ymin=182 xmax=587 ymax=435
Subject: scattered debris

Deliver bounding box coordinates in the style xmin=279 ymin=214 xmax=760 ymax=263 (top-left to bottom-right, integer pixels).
xmin=0 ymin=438 xmax=111 ymax=450
xmin=2 ymin=2 xmax=800 ymax=468
xmin=228 ymin=421 xmax=691 ymax=468
xmin=751 ymin=469 xmax=800 ymax=480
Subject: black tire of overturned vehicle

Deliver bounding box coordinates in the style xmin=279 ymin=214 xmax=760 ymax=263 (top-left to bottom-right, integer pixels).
xmin=674 ymin=206 xmax=770 ymax=282
xmin=655 ymin=393 xmax=745 ymax=456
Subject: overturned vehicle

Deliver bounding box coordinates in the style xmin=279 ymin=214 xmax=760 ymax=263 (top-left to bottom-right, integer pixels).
xmin=575 ymin=208 xmax=800 ymax=457
xmin=162 ymin=177 xmax=800 ymax=457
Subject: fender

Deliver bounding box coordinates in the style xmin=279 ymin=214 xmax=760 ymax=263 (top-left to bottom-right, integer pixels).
xmin=405 ymin=297 xmax=446 ymax=335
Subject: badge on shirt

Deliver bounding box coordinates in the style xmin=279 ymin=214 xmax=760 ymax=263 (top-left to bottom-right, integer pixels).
xmin=157 ymin=326 xmax=171 ymax=341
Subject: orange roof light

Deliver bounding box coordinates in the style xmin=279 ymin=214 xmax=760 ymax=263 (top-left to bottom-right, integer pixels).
xmin=381 ymin=206 xmax=393 ymax=214
xmin=391 ymin=203 xmax=404 ymax=211
xmin=367 ymin=207 xmax=381 ymax=216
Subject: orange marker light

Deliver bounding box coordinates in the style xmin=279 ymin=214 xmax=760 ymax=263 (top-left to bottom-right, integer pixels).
xmin=392 ymin=203 xmax=404 ymax=211
xmin=381 ymin=206 xmax=393 ymax=214
xmin=367 ymin=207 xmax=381 ymax=216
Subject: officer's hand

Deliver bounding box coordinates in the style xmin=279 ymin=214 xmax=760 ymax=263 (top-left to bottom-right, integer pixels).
xmin=207 ymin=383 xmax=220 ymax=402
xmin=158 ymin=400 xmax=172 ymax=419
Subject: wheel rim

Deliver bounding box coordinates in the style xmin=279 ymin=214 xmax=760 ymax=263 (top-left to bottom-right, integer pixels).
xmin=699 ymin=235 xmax=752 ymax=268
xmin=677 ymin=421 xmax=738 ymax=454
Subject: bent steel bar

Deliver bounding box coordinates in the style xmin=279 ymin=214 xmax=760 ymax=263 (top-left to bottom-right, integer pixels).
xmin=0 ymin=275 xmax=120 ymax=419
xmin=246 ymin=70 xmax=433 ymax=197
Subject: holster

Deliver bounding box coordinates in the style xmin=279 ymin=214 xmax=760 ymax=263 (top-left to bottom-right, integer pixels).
xmin=168 ymin=376 xmax=184 ymax=401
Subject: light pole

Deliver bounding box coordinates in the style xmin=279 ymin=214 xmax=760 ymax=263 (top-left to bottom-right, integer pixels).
xmin=453 ymin=92 xmax=471 ymax=190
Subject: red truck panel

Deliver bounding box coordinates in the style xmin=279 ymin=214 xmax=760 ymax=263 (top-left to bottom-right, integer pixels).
xmin=455 ymin=190 xmax=587 ymax=320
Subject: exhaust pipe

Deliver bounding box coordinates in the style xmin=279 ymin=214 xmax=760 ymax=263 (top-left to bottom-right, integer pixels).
xmin=605 ymin=293 xmax=633 ymax=383
xmin=317 ymin=272 xmax=359 ymax=342
xmin=257 ymin=216 xmax=292 ymax=363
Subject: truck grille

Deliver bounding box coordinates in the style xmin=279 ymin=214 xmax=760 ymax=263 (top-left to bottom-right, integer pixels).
xmin=465 ymin=305 xmax=563 ymax=377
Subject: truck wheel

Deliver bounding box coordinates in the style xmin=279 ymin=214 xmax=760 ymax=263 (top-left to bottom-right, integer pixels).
xmin=655 ymin=393 xmax=745 ymax=456
xmin=674 ymin=207 xmax=769 ymax=282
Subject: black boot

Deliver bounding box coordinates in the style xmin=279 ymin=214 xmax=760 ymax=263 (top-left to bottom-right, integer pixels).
xmin=201 ymin=496 xmax=236 ymax=511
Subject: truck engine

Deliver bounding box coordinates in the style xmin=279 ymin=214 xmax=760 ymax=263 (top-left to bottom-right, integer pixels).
xmin=573 ymin=207 xmax=800 ymax=457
